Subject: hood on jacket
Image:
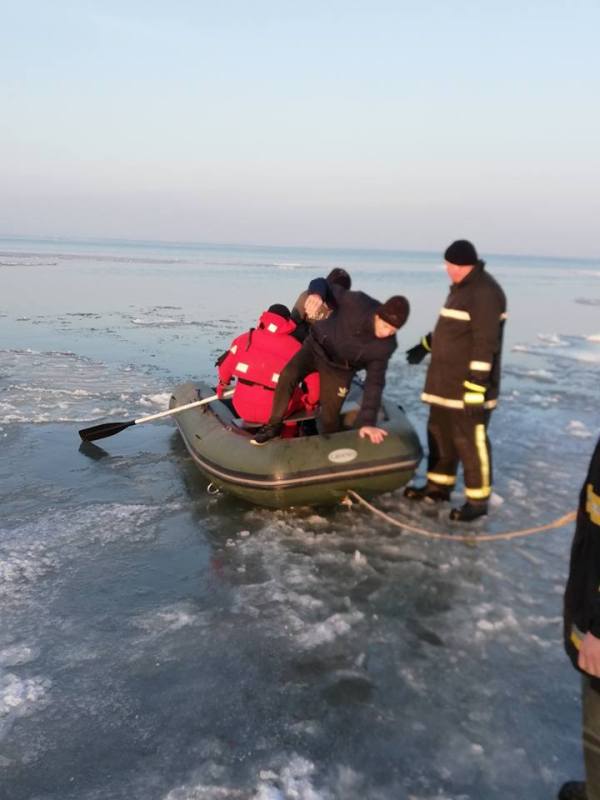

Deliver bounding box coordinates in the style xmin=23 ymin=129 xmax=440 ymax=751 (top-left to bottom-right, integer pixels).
xmin=258 ymin=309 xmax=297 ymax=336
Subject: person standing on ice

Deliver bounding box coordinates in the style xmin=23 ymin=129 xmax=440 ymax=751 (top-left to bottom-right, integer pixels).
xmin=216 ymin=304 xmax=319 ymax=427
xmin=559 ymin=437 xmax=600 ymax=800
xmin=403 ymin=239 xmax=507 ymax=522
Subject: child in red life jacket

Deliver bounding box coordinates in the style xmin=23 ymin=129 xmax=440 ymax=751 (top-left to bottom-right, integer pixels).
xmin=216 ymin=304 xmax=320 ymax=426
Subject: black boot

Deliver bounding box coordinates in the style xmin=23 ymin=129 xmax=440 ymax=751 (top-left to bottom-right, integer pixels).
xmin=404 ymin=484 xmax=451 ymax=503
xmin=558 ymin=782 xmax=587 ymax=800
xmin=449 ymin=502 xmax=488 ymax=522
xmin=300 ymin=418 xmax=319 ymax=437
xmin=250 ymin=423 xmax=283 ymax=446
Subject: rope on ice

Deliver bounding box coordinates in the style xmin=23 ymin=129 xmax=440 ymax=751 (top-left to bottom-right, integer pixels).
xmin=345 ymin=489 xmax=576 ymax=543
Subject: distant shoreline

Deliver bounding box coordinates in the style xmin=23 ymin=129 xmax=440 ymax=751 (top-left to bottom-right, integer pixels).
xmin=0 ymin=234 xmax=598 ymax=265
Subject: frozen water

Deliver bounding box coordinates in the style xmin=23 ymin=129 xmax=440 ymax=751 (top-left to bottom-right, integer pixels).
xmin=0 ymin=349 xmax=173 ymax=423
xmin=0 ymin=238 xmax=598 ymax=799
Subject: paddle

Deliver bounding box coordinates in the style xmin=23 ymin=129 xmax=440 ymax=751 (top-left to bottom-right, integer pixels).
xmin=78 ymin=389 xmax=234 ymax=442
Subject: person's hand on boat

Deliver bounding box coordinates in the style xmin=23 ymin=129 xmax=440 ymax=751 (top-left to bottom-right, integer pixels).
xmin=578 ymin=632 xmax=600 ymax=678
xmin=216 ymin=380 xmax=229 ymax=399
xmin=359 ymin=426 xmax=388 ymax=444
xmin=304 ymin=293 xmax=325 ymax=320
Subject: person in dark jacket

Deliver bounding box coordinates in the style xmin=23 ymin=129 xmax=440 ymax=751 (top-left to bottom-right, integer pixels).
xmin=216 ymin=304 xmax=319 ymax=425
xmin=403 ymin=240 xmax=507 ymax=522
xmin=559 ymin=438 xmax=600 ymax=800
xmin=250 ymin=288 xmax=409 ymax=445
xmin=291 ymin=268 xmax=352 ymax=342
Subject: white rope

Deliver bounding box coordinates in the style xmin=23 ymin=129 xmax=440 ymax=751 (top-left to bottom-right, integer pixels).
xmin=346 ymin=490 xmax=576 ymax=543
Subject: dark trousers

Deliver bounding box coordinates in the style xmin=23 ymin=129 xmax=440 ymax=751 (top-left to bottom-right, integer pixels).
xmin=268 ymin=338 xmax=353 ymax=434
xmin=426 ymin=404 xmax=493 ymax=504
xmin=583 ymin=676 xmax=600 ymax=800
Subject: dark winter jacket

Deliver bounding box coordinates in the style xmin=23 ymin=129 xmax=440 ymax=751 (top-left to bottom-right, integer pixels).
xmin=564 ymin=436 xmax=600 ymax=691
xmin=310 ymin=286 xmax=400 ymax=427
xmin=291 ymin=278 xmax=341 ymax=342
xmin=422 ymin=263 xmax=507 ymax=410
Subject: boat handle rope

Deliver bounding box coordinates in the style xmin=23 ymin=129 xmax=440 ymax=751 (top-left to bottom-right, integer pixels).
xmin=206 ymin=482 xmax=221 ymax=495
xmin=345 ymin=490 xmax=576 ymax=543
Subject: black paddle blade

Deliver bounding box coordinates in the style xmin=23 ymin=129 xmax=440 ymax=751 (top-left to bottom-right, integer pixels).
xmin=78 ymin=419 xmax=135 ymax=442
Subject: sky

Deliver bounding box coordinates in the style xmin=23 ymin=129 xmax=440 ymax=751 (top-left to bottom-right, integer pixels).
xmin=1 ymin=1 xmax=599 ymax=257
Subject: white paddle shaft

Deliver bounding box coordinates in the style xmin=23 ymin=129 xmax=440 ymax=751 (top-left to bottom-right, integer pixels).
xmin=133 ymin=389 xmax=234 ymax=425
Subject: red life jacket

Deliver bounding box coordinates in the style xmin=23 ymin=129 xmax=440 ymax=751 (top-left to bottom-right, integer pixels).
xmin=218 ymin=310 xmax=320 ymax=423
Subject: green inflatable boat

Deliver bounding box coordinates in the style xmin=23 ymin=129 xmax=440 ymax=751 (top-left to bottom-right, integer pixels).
xmin=170 ymin=380 xmax=422 ymax=508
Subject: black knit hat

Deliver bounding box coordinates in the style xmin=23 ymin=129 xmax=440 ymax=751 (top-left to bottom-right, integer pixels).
xmin=377 ymin=295 xmax=410 ymax=329
xmin=268 ymin=303 xmax=291 ymax=320
xmin=444 ymin=239 xmax=478 ymax=266
xmin=326 ymin=267 xmax=351 ymax=290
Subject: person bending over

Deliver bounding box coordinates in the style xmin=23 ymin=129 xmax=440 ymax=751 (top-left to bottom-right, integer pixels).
xmin=250 ymin=288 xmax=409 ymax=446
xmin=216 ymin=304 xmax=319 ymax=426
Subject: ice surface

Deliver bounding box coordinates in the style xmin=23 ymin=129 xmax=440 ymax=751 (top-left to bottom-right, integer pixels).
xmin=0 ymin=502 xmax=177 ymax=604
xmin=0 ymin=644 xmax=38 ymax=667
xmin=512 ymin=332 xmax=600 ymax=364
xmin=0 ymin=349 xmax=172 ymax=423
xmin=0 ymin=240 xmax=598 ymax=799
xmin=567 ymin=420 xmax=593 ymax=438
xmin=133 ymin=603 xmax=208 ymax=636
xmin=0 ymin=671 xmax=51 ymax=744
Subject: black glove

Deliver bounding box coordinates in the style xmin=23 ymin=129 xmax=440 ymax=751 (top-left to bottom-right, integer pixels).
xmin=406 ymin=334 xmax=432 ymax=365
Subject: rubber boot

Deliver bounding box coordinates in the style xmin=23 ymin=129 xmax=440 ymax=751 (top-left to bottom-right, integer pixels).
xmin=300 ymin=418 xmax=319 ymax=437
xmin=403 ymin=484 xmax=451 ymax=503
xmin=250 ymin=423 xmax=283 ymax=446
xmin=449 ymin=502 xmax=488 ymax=522
xmin=558 ymin=782 xmax=587 ymax=800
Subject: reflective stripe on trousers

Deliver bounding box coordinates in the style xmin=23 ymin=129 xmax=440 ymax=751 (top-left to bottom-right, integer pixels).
xmin=426 ymin=406 xmax=493 ymax=501
xmin=464 ymin=423 xmax=491 ymax=500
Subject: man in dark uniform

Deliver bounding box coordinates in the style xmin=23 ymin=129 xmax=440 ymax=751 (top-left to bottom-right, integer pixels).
xmin=559 ymin=438 xmax=600 ymax=800
xmin=403 ymin=239 xmax=507 ymax=522
xmin=250 ymin=287 xmax=409 ymax=445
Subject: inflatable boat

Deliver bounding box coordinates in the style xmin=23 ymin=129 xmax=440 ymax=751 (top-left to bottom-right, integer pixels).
xmin=170 ymin=380 xmax=422 ymax=508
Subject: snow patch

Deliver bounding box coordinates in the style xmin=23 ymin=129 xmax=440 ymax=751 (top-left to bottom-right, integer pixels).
xmin=0 ymin=672 xmax=51 ymax=741
xmin=139 ymin=392 xmax=173 ymax=408
xmin=567 ymin=420 xmax=593 ymax=438
xmin=254 ymin=756 xmax=325 ymax=800
xmin=0 ymin=644 xmax=38 ymax=667
xmin=133 ymin=603 xmax=202 ymax=635
xmin=296 ymin=611 xmax=364 ymax=649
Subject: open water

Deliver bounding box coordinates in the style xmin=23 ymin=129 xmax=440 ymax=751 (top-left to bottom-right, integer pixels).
xmin=1 ymin=236 xmax=600 ymax=799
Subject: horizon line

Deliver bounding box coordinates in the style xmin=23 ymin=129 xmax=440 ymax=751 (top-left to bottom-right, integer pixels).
xmin=0 ymin=232 xmax=598 ymax=265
